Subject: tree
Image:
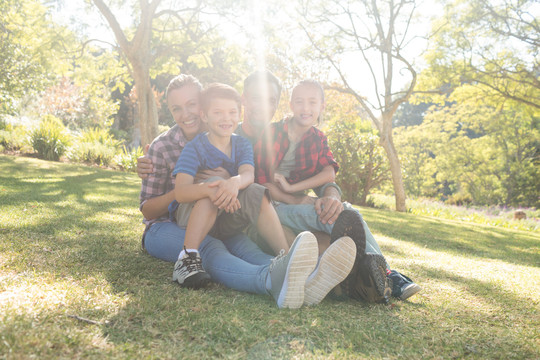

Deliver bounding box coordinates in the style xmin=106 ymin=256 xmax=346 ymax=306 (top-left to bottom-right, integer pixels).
xmin=325 ymin=91 xmax=390 ymax=205
xmin=415 ymin=0 xmax=539 ymax=110
xmin=300 ymin=0 xmax=421 ymax=212
xmin=0 ymin=0 xmax=72 ymax=115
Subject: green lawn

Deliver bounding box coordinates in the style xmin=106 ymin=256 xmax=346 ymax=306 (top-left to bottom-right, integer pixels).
xmin=1 ymin=154 xmax=538 ymax=359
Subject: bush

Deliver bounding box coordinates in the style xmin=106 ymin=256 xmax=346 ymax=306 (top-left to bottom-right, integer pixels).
xmin=0 ymin=125 xmax=29 ymax=152
xmin=29 ymin=115 xmax=71 ymax=161
xmin=79 ymin=127 xmax=122 ymax=148
xmin=68 ymin=141 xmax=119 ymax=166
xmin=68 ymin=127 xmax=122 ymax=166
xmin=115 ymin=146 xmax=143 ymax=172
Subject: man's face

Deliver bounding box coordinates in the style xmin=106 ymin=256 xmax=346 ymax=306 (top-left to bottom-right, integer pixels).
xmin=201 ymin=98 xmax=240 ymax=139
xmin=242 ymin=82 xmax=280 ymax=130
xmin=167 ymin=85 xmax=203 ymax=141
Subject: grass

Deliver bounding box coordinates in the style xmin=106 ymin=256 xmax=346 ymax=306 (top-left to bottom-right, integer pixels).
xmin=369 ymin=193 xmax=539 ymax=232
xmin=1 ymin=154 xmax=539 ymax=359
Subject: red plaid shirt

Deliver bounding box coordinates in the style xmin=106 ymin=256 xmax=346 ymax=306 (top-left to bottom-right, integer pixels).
xmin=254 ymin=119 xmax=339 ymax=185
xmin=139 ymin=125 xmax=187 ymax=224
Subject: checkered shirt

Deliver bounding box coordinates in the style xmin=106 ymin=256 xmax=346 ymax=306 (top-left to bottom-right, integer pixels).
xmin=254 ymin=118 xmax=339 ymax=185
xmin=139 ymin=125 xmax=187 ymax=224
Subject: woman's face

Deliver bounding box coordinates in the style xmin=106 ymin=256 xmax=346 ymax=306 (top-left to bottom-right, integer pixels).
xmin=167 ymin=85 xmax=204 ymax=140
xmin=289 ymin=84 xmax=325 ymax=128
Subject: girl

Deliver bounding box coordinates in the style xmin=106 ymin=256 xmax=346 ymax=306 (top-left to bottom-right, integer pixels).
xmin=254 ymin=79 xmax=421 ymax=302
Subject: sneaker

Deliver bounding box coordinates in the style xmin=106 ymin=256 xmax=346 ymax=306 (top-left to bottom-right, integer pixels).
xmin=304 ymin=236 xmax=356 ymax=306
xmin=341 ymin=253 xmax=392 ymax=304
xmin=388 ymin=270 xmax=421 ymax=300
xmin=330 ymin=209 xmax=366 ymax=256
xmin=172 ymin=248 xmax=211 ymax=289
xmin=268 ymin=231 xmax=318 ymax=309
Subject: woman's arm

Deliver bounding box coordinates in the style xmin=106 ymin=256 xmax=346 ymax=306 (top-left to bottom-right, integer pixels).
xmin=141 ymin=191 xmax=176 ymax=220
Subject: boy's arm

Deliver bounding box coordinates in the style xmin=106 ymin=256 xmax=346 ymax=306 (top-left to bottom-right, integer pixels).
xmin=212 ymin=164 xmax=254 ymax=209
xmin=263 ymin=182 xmax=316 ymax=205
xmin=175 ymin=173 xmax=215 ymax=203
xmin=274 ymin=165 xmax=336 ymax=194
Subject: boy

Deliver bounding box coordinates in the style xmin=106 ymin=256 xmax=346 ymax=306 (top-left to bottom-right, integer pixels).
xmin=170 ymin=83 xmax=293 ymax=289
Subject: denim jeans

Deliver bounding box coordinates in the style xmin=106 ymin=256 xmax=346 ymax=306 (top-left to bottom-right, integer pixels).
xmin=143 ymin=221 xmax=273 ymax=294
xmin=274 ymin=202 xmax=384 ymax=256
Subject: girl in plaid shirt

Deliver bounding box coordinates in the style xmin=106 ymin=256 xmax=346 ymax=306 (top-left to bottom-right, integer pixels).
xmin=254 ymin=79 xmax=421 ymax=302
xmin=254 ymin=79 xmax=339 ymax=202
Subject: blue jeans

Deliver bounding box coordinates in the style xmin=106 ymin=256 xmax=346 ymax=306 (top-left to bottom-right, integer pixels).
xmin=144 ymin=221 xmax=273 ymax=294
xmin=274 ymin=202 xmax=384 ymax=256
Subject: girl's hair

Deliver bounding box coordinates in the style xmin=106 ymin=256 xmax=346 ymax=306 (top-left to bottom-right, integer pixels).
xmin=291 ymin=79 xmax=325 ymax=103
xmin=200 ymin=83 xmax=242 ymax=113
xmin=166 ymin=74 xmax=203 ymax=98
xmin=290 ymin=79 xmax=325 ymax=124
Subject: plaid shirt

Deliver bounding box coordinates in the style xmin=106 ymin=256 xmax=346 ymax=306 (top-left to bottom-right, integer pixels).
xmin=140 ymin=125 xmax=187 ymax=225
xmin=254 ymin=119 xmax=339 ymax=185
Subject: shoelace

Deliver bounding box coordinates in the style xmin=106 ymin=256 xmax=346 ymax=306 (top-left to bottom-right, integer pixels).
xmin=268 ymin=249 xmax=286 ymax=272
xmin=184 ymin=251 xmax=204 ymax=273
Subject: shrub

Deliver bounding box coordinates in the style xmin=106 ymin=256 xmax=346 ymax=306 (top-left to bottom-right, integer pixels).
xmin=0 ymin=125 xmax=29 ymax=151
xmin=29 ymin=115 xmax=71 ymax=161
xmin=115 ymin=145 xmax=143 ymax=173
xmin=68 ymin=141 xmax=119 ymax=166
xmin=68 ymin=128 xmax=122 ymax=166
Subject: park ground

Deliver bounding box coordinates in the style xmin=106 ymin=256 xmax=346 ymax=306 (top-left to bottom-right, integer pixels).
xmin=0 ymin=155 xmax=538 ymax=359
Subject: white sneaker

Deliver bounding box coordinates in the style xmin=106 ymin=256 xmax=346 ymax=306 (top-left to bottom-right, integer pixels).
xmin=304 ymin=236 xmax=356 ymax=305
xmin=172 ymin=249 xmax=211 ymax=289
xmin=268 ymin=231 xmax=319 ymax=309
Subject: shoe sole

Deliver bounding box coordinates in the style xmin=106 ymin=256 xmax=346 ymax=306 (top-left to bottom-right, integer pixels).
xmin=278 ymin=232 xmax=319 ymax=309
xmin=304 ymin=236 xmax=357 ymax=305
xmin=366 ymin=254 xmax=391 ymax=303
xmin=399 ymin=283 xmax=421 ymax=301
xmin=331 ymin=209 xmax=366 ymax=256
xmin=173 ymin=272 xmax=211 ymax=289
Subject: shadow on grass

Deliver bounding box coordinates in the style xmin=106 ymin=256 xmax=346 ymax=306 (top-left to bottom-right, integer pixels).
xmin=2 ymin=155 xmax=538 ymax=358
xmin=359 ymin=207 xmax=540 ymax=268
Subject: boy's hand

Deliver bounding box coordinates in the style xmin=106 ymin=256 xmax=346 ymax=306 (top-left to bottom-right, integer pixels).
xmin=274 ymin=173 xmax=293 ymax=193
xmin=208 ymin=179 xmax=240 ymax=211
xmin=137 ymin=144 xmax=153 ymax=179
xmin=194 ymin=167 xmax=231 ymax=184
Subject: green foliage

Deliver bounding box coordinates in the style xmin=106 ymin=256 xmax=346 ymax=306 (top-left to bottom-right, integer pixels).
xmin=414 ymin=0 xmax=539 ymax=109
xmin=29 ymin=115 xmax=71 ymax=161
xmin=68 ymin=128 xmax=122 ymax=166
xmin=325 ymin=92 xmax=390 ymax=204
xmin=395 ymin=92 xmax=540 ymax=207
xmin=0 ymin=125 xmax=29 ymax=152
xmin=0 ymin=0 xmax=75 ymax=115
xmin=115 ymin=146 xmax=144 ymax=173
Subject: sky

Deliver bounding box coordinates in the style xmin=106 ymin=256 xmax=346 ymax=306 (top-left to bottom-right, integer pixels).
xmin=49 ymin=1 xmax=445 ymax=110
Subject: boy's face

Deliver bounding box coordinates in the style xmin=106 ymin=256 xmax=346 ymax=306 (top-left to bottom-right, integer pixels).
xmin=167 ymin=85 xmax=203 ymax=141
xmin=201 ymin=98 xmax=240 ymax=139
xmin=242 ymin=82 xmax=280 ymax=131
xmin=290 ymin=84 xmax=325 ymax=128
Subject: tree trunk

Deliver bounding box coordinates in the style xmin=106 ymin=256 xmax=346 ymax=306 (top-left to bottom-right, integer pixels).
xmin=133 ymin=68 xmax=158 ymax=147
xmin=379 ymin=122 xmax=407 ymax=212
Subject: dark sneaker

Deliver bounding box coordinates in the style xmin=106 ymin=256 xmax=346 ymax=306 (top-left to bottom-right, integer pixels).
xmin=304 ymin=236 xmax=356 ymax=305
xmin=330 ymin=209 xmax=366 ymax=257
xmin=268 ymin=231 xmax=318 ymax=309
xmin=339 ymin=253 xmax=392 ymax=304
xmin=172 ymin=249 xmax=211 ymax=289
xmin=388 ymin=270 xmax=421 ymax=300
